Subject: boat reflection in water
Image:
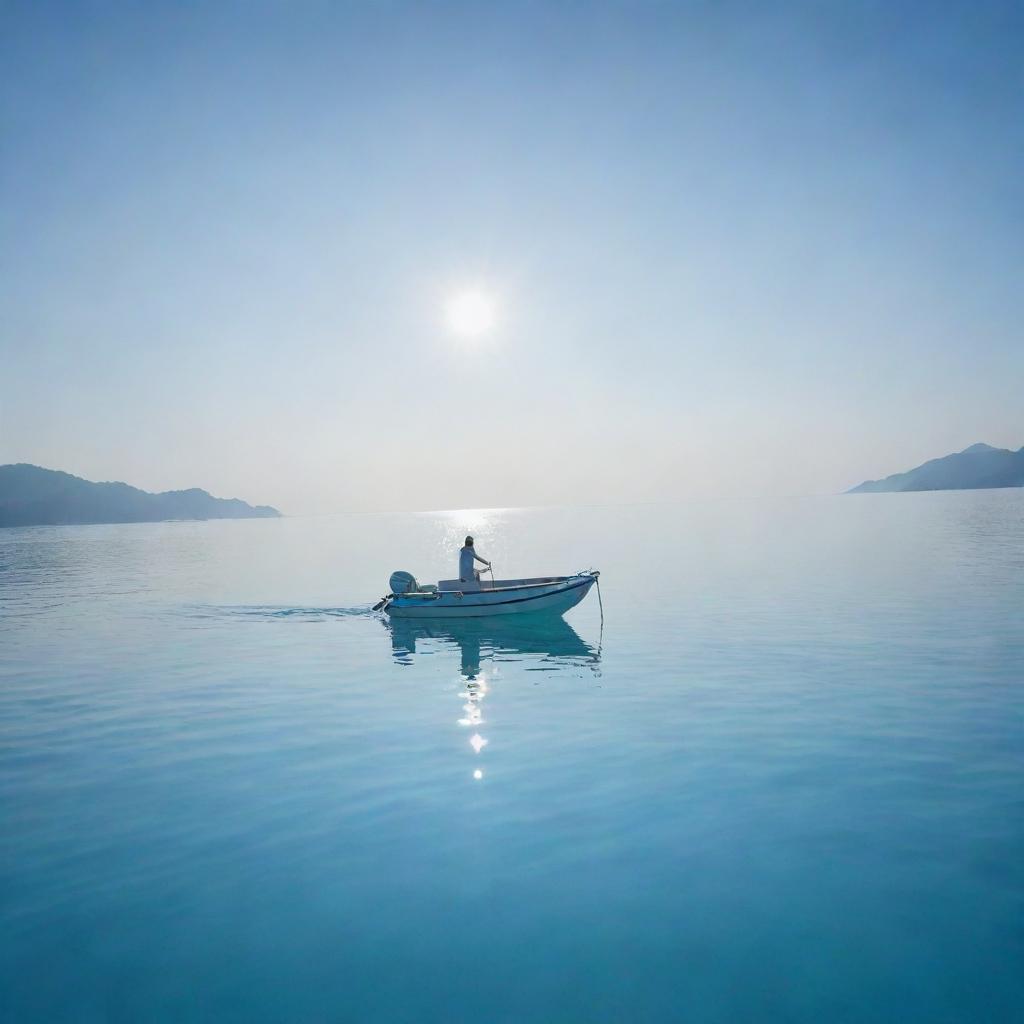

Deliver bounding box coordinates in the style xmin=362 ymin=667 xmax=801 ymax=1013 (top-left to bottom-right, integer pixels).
xmin=386 ymin=616 xmax=601 ymax=780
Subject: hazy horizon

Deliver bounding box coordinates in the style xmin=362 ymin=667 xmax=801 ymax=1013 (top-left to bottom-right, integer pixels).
xmin=3 ymin=437 xmax=1024 ymax=518
xmin=3 ymin=1 xmax=1022 ymax=515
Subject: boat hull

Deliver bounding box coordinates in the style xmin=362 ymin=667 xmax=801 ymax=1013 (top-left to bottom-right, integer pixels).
xmin=386 ymin=575 xmax=596 ymax=619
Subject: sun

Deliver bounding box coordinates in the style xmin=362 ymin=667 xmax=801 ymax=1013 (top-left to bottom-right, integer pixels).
xmin=445 ymin=289 xmax=496 ymax=338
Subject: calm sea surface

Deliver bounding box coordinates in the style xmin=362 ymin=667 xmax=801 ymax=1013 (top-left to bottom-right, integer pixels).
xmin=2 ymin=492 xmax=1022 ymax=1022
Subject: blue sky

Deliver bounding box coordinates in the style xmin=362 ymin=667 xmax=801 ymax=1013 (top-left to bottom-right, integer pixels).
xmin=2 ymin=1 xmax=1021 ymax=512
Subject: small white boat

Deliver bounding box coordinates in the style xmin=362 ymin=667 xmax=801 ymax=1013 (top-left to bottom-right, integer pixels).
xmin=376 ymin=569 xmax=600 ymax=619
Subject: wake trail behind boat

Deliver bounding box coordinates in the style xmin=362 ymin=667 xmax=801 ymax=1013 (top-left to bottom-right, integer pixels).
xmin=189 ymin=604 xmax=378 ymax=622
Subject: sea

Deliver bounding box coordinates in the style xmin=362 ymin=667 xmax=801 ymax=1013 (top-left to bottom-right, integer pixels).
xmin=2 ymin=491 xmax=1022 ymax=1023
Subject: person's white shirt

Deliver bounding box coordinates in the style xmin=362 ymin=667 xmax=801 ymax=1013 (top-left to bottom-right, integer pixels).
xmin=459 ymin=545 xmax=488 ymax=581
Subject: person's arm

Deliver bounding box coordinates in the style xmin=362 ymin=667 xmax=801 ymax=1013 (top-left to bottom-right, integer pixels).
xmin=474 ymin=552 xmax=491 ymax=566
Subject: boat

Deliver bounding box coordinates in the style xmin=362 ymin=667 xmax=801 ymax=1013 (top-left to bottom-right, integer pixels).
xmin=375 ymin=569 xmax=600 ymax=619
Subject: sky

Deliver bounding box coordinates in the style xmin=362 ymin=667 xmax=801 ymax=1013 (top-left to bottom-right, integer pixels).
xmin=1 ymin=0 xmax=1022 ymax=514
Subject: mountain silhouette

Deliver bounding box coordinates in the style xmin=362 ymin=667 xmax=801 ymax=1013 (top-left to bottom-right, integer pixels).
xmin=0 ymin=464 xmax=281 ymax=527
xmin=848 ymin=444 xmax=1024 ymax=493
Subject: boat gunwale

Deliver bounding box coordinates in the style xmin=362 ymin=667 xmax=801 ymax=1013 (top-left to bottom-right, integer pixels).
xmin=443 ymin=575 xmax=573 ymax=594
xmin=390 ymin=575 xmax=595 ymax=604
xmin=387 ymin=575 xmax=595 ymax=613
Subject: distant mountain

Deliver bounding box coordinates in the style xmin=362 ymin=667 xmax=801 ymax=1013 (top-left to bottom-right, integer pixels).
xmin=0 ymin=464 xmax=281 ymax=527
xmin=847 ymin=443 xmax=1024 ymax=494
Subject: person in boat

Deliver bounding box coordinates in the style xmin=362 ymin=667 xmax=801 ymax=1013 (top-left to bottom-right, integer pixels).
xmin=459 ymin=536 xmax=491 ymax=582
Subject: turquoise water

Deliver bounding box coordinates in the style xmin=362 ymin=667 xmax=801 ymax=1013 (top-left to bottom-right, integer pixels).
xmin=2 ymin=493 xmax=1023 ymax=1022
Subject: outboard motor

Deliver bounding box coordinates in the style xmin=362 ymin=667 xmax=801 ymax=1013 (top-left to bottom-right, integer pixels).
xmin=374 ymin=570 xmax=437 ymax=612
xmin=389 ymin=571 xmax=418 ymax=596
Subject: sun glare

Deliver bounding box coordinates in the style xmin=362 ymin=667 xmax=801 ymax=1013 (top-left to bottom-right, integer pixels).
xmin=445 ymin=289 xmax=496 ymax=338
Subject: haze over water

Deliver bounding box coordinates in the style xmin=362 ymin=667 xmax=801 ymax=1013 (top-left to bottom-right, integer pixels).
xmin=3 ymin=490 xmax=1022 ymax=1022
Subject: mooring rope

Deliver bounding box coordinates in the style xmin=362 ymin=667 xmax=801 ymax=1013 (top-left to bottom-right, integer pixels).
xmin=576 ymin=568 xmax=604 ymax=629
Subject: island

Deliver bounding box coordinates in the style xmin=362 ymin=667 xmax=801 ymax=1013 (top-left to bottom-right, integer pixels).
xmin=0 ymin=464 xmax=281 ymax=527
xmin=847 ymin=443 xmax=1024 ymax=494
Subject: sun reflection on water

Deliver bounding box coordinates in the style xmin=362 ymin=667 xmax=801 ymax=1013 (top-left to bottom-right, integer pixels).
xmin=386 ymin=614 xmax=600 ymax=781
